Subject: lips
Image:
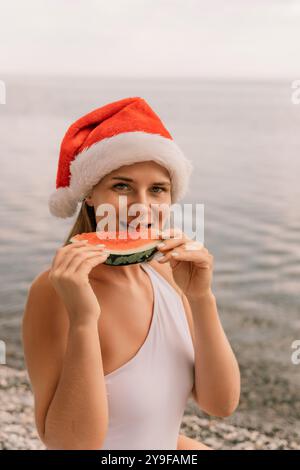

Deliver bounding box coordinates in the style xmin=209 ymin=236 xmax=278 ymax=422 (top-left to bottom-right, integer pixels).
xmin=128 ymin=223 xmax=153 ymax=231
xmin=116 ymin=219 xmax=157 ymax=235
xmin=127 ymin=222 xmax=152 ymax=230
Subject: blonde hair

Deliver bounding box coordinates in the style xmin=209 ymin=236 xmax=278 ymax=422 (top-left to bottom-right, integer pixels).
xmin=63 ymin=202 xmax=97 ymax=247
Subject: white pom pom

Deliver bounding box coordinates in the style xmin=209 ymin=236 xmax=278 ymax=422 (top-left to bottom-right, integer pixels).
xmin=48 ymin=186 xmax=78 ymax=218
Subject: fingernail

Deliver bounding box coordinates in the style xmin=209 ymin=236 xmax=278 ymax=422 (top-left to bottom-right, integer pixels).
xmin=157 ymin=242 xmax=166 ymax=248
xmin=184 ymin=242 xmax=203 ymax=250
xmin=153 ymin=252 xmax=164 ymax=260
xmin=171 ymin=252 xmax=179 ymax=256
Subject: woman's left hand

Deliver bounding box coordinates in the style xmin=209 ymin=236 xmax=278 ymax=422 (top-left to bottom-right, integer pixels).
xmin=156 ymin=228 xmax=214 ymax=300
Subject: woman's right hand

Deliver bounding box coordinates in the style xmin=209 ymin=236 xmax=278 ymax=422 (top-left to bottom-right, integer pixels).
xmin=48 ymin=241 xmax=110 ymax=326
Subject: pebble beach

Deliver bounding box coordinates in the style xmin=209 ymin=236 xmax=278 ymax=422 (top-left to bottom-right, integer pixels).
xmin=1 ymin=364 xmax=299 ymax=450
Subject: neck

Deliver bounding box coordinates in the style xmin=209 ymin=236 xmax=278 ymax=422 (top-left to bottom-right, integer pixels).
xmin=89 ymin=262 xmax=145 ymax=283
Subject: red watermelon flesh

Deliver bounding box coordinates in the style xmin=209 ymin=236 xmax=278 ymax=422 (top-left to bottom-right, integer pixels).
xmin=69 ymin=229 xmax=162 ymax=265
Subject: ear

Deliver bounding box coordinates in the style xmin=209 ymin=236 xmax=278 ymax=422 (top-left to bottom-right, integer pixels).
xmin=84 ymin=191 xmax=94 ymax=207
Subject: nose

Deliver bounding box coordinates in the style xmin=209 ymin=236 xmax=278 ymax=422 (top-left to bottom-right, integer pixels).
xmin=127 ymin=191 xmax=155 ymax=225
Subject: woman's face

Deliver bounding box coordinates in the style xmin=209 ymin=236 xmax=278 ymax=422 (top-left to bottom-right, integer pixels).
xmin=85 ymin=161 xmax=172 ymax=232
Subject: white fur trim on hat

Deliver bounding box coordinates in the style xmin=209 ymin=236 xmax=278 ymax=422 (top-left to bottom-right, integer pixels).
xmin=48 ymin=186 xmax=79 ymax=219
xmin=49 ymin=131 xmax=194 ymax=218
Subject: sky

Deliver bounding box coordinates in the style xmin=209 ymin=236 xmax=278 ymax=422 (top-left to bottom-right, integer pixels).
xmin=0 ymin=0 xmax=300 ymax=79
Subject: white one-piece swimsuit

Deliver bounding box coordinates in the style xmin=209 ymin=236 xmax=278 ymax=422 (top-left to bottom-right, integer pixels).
xmin=100 ymin=261 xmax=195 ymax=450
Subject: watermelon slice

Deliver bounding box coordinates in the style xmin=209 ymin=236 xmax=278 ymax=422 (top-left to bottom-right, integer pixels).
xmin=69 ymin=229 xmax=162 ymax=266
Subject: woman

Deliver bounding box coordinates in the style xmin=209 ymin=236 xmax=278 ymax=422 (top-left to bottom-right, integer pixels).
xmin=22 ymin=97 xmax=240 ymax=450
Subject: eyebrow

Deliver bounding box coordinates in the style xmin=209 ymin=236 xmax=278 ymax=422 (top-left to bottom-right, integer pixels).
xmin=111 ymin=176 xmax=171 ymax=185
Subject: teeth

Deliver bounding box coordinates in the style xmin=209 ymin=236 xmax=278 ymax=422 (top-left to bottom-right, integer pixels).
xmin=128 ymin=225 xmax=152 ymax=228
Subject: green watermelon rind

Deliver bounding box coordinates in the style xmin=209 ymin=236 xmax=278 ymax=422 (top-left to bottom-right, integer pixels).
xmin=69 ymin=233 xmax=160 ymax=266
xmin=104 ymin=246 xmax=158 ymax=266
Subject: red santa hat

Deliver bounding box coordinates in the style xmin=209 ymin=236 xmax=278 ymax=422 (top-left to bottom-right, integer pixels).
xmin=48 ymin=96 xmax=194 ymax=218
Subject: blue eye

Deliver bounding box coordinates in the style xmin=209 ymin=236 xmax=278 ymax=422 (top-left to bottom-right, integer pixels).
xmin=113 ymin=183 xmax=129 ymax=190
xmin=112 ymin=184 xmax=167 ymax=193
xmin=152 ymin=186 xmax=166 ymax=193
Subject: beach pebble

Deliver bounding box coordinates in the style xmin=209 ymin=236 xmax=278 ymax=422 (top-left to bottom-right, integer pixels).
xmin=0 ymin=365 xmax=299 ymax=450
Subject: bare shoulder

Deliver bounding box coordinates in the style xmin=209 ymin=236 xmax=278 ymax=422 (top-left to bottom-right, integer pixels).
xmin=22 ymin=267 xmax=69 ymax=373
xmin=147 ymin=260 xmax=195 ymax=348
xmin=22 ymin=268 xmax=69 ymax=336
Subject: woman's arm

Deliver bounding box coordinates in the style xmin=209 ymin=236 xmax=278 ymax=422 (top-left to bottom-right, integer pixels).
xmin=183 ymin=290 xmax=240 ymax=418
xmin=155 ymin=229 xmax=241 ymax=418
xmin=43 ymin=320 xmax=109 ymax=449
xmin=22 ymin=270 xmax=109 ymax=450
